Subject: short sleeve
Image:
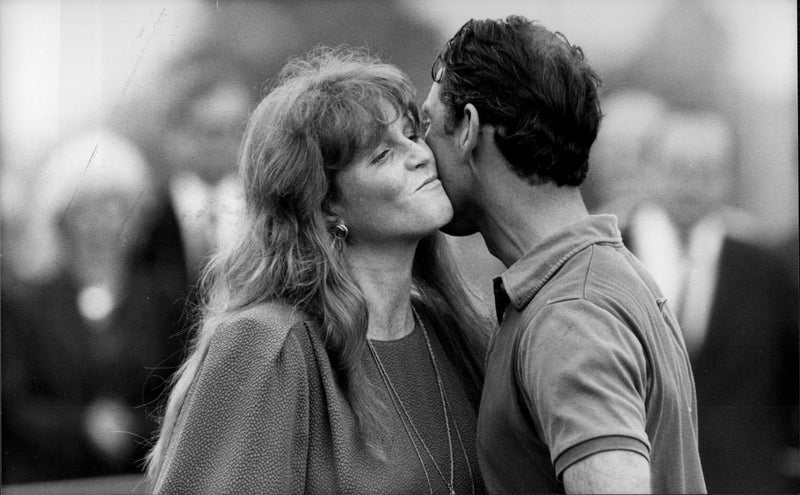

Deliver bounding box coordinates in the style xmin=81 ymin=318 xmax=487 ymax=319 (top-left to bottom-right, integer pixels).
xmin=155 ymin=315 xmax=310 ymax=494
xmin=517 ymin=298 xmax=650 ymax=478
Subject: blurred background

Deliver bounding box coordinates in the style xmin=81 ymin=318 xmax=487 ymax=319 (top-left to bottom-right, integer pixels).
xmin=1 ymin=0 xmax=796 ymax=493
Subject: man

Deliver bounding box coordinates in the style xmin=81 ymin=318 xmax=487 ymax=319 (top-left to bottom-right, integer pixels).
xmin=421 ymin=16 xmax=705 ymax=493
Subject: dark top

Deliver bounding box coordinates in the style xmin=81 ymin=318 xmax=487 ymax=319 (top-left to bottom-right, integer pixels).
xmin=154 ymin=301 xmax=484 ymax=494
xmin=478 ymin=215 xmax=705 ymax=493
xmin=1 ymin=200 xmax=190 ymax=483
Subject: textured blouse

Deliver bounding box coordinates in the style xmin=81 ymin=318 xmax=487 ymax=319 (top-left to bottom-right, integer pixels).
xmin=154 ymin=301 xmax=484 ymax=494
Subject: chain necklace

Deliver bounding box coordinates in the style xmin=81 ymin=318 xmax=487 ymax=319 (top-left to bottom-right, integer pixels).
xmin=366 ymin=307 xmax=475 ymax=495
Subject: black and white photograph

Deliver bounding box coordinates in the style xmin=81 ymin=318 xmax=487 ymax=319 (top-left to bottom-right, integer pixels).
xmin=1 ymin=1 xmax=797 ymax=493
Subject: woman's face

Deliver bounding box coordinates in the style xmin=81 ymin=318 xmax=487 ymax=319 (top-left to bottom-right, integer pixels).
xmin=333 ymin=103 xmax=453 ymax=245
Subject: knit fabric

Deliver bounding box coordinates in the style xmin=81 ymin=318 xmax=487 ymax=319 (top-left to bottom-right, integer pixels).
xmin=154 ymin=300 xmax=484 ymax=494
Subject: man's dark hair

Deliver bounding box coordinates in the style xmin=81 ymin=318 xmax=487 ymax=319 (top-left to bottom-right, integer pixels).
xmin=435 ymin=15 xmax=602 ymax=186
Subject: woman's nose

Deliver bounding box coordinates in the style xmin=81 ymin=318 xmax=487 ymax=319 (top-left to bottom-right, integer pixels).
xmin=407 ymin=139 xmax=435 ymax=170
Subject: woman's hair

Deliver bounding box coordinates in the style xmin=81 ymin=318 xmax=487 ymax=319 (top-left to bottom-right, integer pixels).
xmin=146 ymin=46 xmax=489 ymax=482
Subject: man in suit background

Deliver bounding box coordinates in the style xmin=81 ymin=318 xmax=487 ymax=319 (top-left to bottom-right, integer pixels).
xmin=590 ymin=89 xmax=799 ymax=493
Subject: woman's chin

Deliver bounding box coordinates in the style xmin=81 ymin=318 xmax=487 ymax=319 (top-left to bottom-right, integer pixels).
xmin=432 ymin=206 xmax=454 ymax=232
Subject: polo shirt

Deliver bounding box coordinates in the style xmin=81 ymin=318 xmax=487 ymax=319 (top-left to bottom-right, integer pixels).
xmin=477 ymin=214 xmax=706 ymax=493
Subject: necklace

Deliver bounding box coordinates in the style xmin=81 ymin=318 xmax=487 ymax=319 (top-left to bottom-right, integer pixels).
xmin=367 ymin=307 xmax=475 ymax=495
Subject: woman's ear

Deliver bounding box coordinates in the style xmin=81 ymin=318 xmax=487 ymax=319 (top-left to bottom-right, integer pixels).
xmin=460 ymin=103 xmax=481 ymax=161
xmin=322 ymin=199 xmax=344 ymax=229
xmin=323 ymin=177 xmax=345 ymax=215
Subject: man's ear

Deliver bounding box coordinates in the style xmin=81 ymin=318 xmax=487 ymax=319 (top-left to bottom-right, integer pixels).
xmin=460 ymin=103 xmax=481 ymax=161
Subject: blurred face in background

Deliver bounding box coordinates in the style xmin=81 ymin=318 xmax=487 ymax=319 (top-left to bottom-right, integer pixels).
xmin=588 ymin=90 xmax=669 ymax=212
xmin=589 ymin=91 xmax=734 ymax=230
xmin=164 ymin=77 xmax=254 ymax=185
xmin=59 ymin=186 xmax=155 ymax=284
xmin=23 ymin=131 xmax=157 ymax=285
xmin=653 ymin=111 xmax=734 ymax=228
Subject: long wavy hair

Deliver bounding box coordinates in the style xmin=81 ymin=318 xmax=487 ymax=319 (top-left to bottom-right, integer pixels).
xmin=146 ymin=46 xmax=490 ymax=483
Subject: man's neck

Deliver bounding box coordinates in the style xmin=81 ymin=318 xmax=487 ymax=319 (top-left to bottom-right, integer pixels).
xmin=477 ymin=180 xmax=589 ymax=267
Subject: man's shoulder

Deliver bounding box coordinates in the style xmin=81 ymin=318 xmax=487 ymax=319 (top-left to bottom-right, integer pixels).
xmin=539 ymin=242 xmax=644 ymax=303
xmin=581 ymin=243 xmax=654 ymax=304
xmin=516 ymin=243 xmax=656 ymax=337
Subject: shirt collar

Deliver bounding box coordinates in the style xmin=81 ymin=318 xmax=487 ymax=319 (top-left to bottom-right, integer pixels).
xmin=493 ymin=214 xmax=623 ymax=321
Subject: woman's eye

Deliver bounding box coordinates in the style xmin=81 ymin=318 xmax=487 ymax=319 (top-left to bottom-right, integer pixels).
xmin=372 ymin=149 xmax=390 ymax=164
xmin=406 ymin=133 xmax=420 ymax=142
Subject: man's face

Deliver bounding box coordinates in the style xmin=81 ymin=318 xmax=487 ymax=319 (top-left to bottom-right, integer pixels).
xmin=421 ymin=82 xmax=478 ymax=236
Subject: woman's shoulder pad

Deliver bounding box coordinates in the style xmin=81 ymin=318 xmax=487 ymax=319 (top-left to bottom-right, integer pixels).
xmin=211 ymin=301 xmax=311 ymax=353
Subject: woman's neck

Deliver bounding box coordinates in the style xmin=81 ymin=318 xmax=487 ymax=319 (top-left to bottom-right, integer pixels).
xmin=344 ymin=241 xmax=416 ymax=341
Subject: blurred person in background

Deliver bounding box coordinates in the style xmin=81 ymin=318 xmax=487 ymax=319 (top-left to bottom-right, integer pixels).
xmin=1 ymin=130 xmax=190 ymax=483
xmin=113 ymin=46 xmax=255 ymax=284
xmin=422 ymin=16 xmax=704 ymax=494
xmin=146 ymin=48 xmax=489 ymax=494
xmin=591 ymin=89 xmax=799 ymax=493
xmin=149 ymin=49 xmax=254 ymax=281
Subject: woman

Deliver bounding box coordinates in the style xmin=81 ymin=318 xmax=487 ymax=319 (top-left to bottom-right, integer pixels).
xmin=147 ymin=47 xmax=490 ymax=494
xmin=2 ymin=130 xmax=188 ymax=483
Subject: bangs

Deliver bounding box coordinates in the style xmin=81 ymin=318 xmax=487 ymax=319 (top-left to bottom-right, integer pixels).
xmin=315 ymin=77 xmax=417 ymax=170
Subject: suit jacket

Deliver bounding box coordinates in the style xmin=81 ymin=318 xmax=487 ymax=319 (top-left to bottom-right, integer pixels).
xmin=1 ymin=199 xmax=192 ymax=484
xmin=622 ymin=226 xmax=798 ymax=492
